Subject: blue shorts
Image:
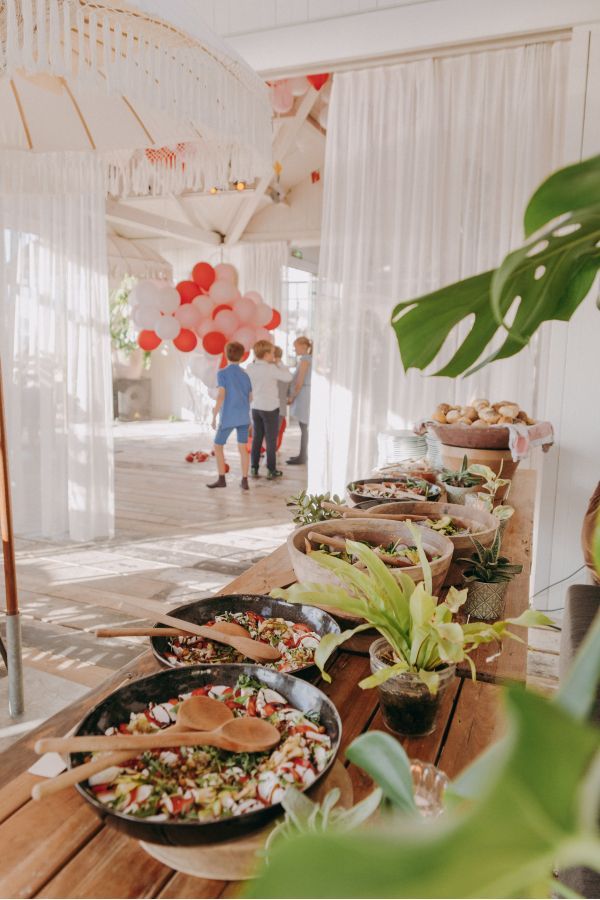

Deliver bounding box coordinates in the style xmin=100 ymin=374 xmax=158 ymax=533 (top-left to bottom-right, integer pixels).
xmin=214 ymin=424 xmax=249 ymax=445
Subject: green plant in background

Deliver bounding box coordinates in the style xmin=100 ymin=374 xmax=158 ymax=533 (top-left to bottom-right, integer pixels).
xmin=286 ymin=490 xmax=343 ymax=526
xmin=110 ymin=276 xmax=150 ymax=368
xmin=457 ymin=530 xmax=523 ymax=585
xmin=391 ymin=154 xmax=600 ymax=376
xmin=264 ymin=784 xmax=383 ymax=861
xmin=246 ymin=611 xmax=600 ymax=899
xmin=439 ymin=455 xmax=485 ymax=488
xmin=469 ymin=462 xmax=511 ymax=505
xmin=272 ymin=527 xmax=551 ymax=693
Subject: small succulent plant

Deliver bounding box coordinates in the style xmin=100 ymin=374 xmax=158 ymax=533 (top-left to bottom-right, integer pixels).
xmin=439 ymin=455 xmax=485 ymax=488
xmin=457 ymin=531 xmax=523 ymax=584
xmin=286 ymin=491 xmax=344 ymax=526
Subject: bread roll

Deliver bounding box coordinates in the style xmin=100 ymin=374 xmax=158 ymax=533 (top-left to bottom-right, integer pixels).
xmin=498 ymin=415 xmax=515 ymax=424
xmin=436 ymin=403 xmax=451 ymax=415
xmin=479 ymin=407 xmax=500 ymax=424
xmin=471 ymin=419 xmax=488 ymax=428
xmin=472 ymin=398 xmax=489 ymax=410
xmin=498 ymin=403 xmax=520 ymax=419
xmin=432 ymin=410 xmax=447 ymax=424
xmin=445 ymin=409 xmax=461 ymax=424
xmin=461 ymin=406 xmax=478 ymax=421
xmin=457 ymin=416 xmax=473 ymax=425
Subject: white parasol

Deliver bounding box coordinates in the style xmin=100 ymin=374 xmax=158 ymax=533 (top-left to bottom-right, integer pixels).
xmin=0 ymin=0 xmax=272 ymax=717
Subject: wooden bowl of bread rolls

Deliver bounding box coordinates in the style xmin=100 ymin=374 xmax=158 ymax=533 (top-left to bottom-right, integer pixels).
xmin=428 ymin=399 xmax=536 ymax=450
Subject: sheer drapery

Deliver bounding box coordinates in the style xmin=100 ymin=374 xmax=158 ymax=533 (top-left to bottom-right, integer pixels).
xmin=0 ymin=152 xmax=113 ymax=540
xmin=309 ymin=41 xmax=567 ymax=494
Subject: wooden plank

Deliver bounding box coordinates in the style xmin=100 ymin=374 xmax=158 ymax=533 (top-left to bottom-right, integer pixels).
xmin=37 ymin=828 xmax=173 ymax=899
xmin=0 ymin=789 xmax=101 ymax=899
xmin=0 ymin=772 xmax=42 ymax=825
xmin=347 ymin=677 xmax=462 ymax=802
xmin=316 ymin=652 xmax=379 ymax=755
xmin=158 ymin=873 xmax=227 ymax=899
xmin=437 ymin=679 xmax=505 ymax=779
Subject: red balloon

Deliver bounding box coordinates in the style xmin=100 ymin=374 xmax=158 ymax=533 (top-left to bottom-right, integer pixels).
xmin=211 ymin=303 xmax=233 ymax=318
xmin=138 ymin=330 xmax=161 ymax=351
xmin=307 ymin=73 xmax=329 ymax=90
xmin=202 ymin=331 xmax=227 ymax=356
xmin=176 ymin=280 xmax=201 ymax=304
xmin=173 ymin=329 xmax=198 ymax=352
xmin=219 ymin=352 xmax=228 ymax=369
xmin=192 ymin=262 xmax=216 ymax=292
xmin=265 ymin=309 xmax=282 ymax=330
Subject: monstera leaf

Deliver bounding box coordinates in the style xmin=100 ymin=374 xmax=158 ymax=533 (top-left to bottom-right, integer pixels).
xmin=391 ymin=155 xmax=600 ymax=377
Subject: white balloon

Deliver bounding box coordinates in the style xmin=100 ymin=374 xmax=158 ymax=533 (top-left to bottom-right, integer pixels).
xmin=232 ymin=326 xmax=256 ymax=350
xmin=213 ymin=309 xmax=239 ymax=337
xmin=209 ymin=280 xmax=240 ymax=303
xmin=192 ymin=294 xmax=215 ymax=318
xmin=132 ymin=280 xmax=163 ymax=310
xmin=158 ymin=285 xmax=181 ymax=315
xmin=214 ymin=263 xmax=238 ymax=285
xmin=255 ymin=303 xmax=274 ymax=327
xmin=133 ymin=305 xmax=159 ymax=330
xmin=195 ymin=318 xmax=214 ymax=339
xmin=154 ymin=315 xmax=181 ymax=340
xmin=244 ymin=291 xmax=263 ymax=305
xmin=234 ymin=296 xmax=257 ymax=323
xmin=175 ymin=304 xmax=201 ymax=329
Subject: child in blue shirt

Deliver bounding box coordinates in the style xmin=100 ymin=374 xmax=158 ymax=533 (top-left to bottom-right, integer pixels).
xmin=208 ymin=341 xmax=252 ymax=491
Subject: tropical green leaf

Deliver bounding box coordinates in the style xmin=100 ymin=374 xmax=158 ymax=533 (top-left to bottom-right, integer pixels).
xmin=524 ymin=154 xmax=600 ymax=236
xmin=344 ymin=731 xmax=417 ymax=813
xmin=358 ymin=660 xmax=409 ymax=689
xmin=314 ymin=624 xmax=373 ymax=683
xmin=246 ymin=686 xmax=600 ymax=899
xmin=389 ymin=155 xmax=600 ymax=377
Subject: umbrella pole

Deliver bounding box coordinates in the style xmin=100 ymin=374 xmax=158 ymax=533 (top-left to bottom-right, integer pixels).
xmin=0 ymin=358 xmax=24 ymax=717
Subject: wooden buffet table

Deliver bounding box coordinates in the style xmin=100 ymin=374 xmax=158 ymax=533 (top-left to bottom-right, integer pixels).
xmin=0 ymin=471 xmax=536 ymax=900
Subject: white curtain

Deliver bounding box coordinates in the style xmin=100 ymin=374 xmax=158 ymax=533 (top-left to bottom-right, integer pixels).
xmin=309 ymin=41 xmax=568 ymax=494
xmin=0 ymin=151 xmax=113 ymax=541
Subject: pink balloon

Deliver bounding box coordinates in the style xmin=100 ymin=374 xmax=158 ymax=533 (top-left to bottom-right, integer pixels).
xmin=195 ymin=319 xmax=214 ymax=339
xmin=289 ymin=76 xmax=309 ymax=97
xmin=154 ymin=315 xmax=181 ymax=340
xmin=232 ymin=326 xmax=256 ymax=350
xmin=214 ymin=263 xmax=238 ymax=285
xmin=175 ymin=304 xmax=201 ymax=329
xmin=255 ymin=303 xmax=274 ymax=327
xmin=130 ymin=280 xmax=163 ymax=310
xmin=213 ymin=310 xmax=239 ymax=337
xmin=254 ymin=327 xmax=271 ymax=344
xmin=232 ymin=296 xmax=256 ymax=323
xmin=271 ymin=81 xmax=294 ymax=114
xmin=244 ymin=291 xmax=263 ymax=305
xmin=209 ymin=281 xmax=240 ymax=303
xmin=157 ymin=285 xmax=181 ymax=315
xmin=192 ymin=294 xmax=215 ymax=318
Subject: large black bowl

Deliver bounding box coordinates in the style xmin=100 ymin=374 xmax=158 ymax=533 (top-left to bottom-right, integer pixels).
xmin=347 ymin=477 xmax=442 ymax=506
xmin=151 ymin=594 xmax=340 ymax=678
xmin=73 ymin=664 xmax=342 ymax=846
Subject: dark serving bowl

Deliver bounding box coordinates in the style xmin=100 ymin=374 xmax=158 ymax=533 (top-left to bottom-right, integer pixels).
xmin=73 ymin=664 xmax=342 ymax=846
xmin=151 ymin=594 xmax=340 ymax=678
xmin=347 ymin=477 xmax=442 ymax=506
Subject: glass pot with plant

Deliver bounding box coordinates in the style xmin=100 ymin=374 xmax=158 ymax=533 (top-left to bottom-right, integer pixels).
xmin=457 ymin=531 xmax=523 ymax=621
xmin=464 ymin=461 xmax=515 ymax=539
xmin=272 ymin=525 xmax=550 ymax=737
xmin=438 ymin=455 xmax=485 ymax=505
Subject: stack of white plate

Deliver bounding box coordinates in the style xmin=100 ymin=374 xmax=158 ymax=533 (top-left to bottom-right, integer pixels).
xmin=425 ymin=431 xmax=444 ymax=469
xmin=377 ymin=430 xmax=427 ymax=468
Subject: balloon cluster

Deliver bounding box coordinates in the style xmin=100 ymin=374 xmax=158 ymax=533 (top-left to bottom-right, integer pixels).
xmin=269 ymin=73 xmax=330 ymax=115
xmin=132 ymin=263 xmax=281 ymax=366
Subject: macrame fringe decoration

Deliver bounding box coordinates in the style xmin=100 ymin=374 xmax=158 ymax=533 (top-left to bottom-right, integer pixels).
xmin=0 ymin=0 xmax=272 ymax=195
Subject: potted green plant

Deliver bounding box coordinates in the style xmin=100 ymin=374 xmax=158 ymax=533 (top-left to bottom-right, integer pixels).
xmin=464 ymin=461 xmax=515 ymax=539
xmin=438 ymin=455 xmax=485 ymax=505
xmin=457 ymin=530 xmax=523 ymax=621
xmin=272 ymin=526 xmax=549 ymax=737
xmin=286 ymin=491 xmax=344 ymax=526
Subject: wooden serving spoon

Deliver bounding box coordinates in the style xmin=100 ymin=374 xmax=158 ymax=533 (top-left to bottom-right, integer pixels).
xmin=95 ymin=621 xmax=252 ymax=640
xmin=37 ymin=717 xmax=282 ymax=755
xmin=32 ymin=695 xmax=233 ymax=800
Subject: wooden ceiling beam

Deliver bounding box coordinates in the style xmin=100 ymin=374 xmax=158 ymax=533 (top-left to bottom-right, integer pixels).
xmin=106 ymin=200 xmax=222 ymax=245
